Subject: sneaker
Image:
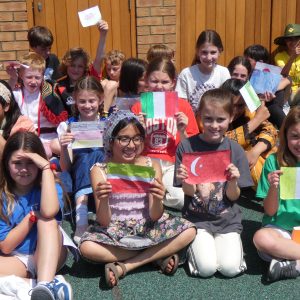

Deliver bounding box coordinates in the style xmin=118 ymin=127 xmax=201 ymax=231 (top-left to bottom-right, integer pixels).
xmin=53 ymin=275 xmax=73 ymax=300
xmin=30 ymin=283 xmax=55 ymax=300
xmin=31 ymin=276 xmax=72 ymax=300
xmin=267 ymin=259 xmax=299 ymax=282
xmin=73 ymin=224 xmax=88 ymax=245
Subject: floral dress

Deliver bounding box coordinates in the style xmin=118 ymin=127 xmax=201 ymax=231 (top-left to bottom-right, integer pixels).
xmin=79 ymin=161 xmax=195 ymax=250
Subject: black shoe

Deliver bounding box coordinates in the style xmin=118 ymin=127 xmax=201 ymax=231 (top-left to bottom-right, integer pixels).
xmin=267 ymin=259 xmax=298 ymax=282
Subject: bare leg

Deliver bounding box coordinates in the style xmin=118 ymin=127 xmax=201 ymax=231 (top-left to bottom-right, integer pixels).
xmin=0 ymin=256 xmax=29 ymax=279
xmin=34 ymin=217 xmax=67 ymax=282
xmin=254 ymin=227 xmax=300 ymax=260
xmin=81 ymin=227 xmax=196 ymax=286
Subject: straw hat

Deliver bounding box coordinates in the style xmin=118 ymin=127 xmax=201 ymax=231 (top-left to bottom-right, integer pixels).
xmin=274 ymin=24 xmax=300 ymax=45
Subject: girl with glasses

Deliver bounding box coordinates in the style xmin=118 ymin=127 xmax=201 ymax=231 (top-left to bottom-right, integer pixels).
xmin=78 ymin=111 xmax=196 ymax=289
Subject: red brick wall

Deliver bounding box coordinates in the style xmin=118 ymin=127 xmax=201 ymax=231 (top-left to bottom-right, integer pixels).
xmin=136 ymin=0 xmax=176 ymax=60
xmin=0 ymin=0 xmax=29 ymax=79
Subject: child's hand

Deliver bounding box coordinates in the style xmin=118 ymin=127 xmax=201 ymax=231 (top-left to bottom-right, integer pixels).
xmin=176 ymin=163 xmax=188 ymax=181
xmin=137 ymin=113 xmax=146 ymax=129
xmin=6 ymin=62 xmax=19 ymax=81
xmin=96 ymin=20 xmax=109 ymax=34
xmin=95 ymin=181 xmax=112 ymax=200
xmin=226 ymin=163 xmax=240 ymax=181
xmin=254 ymin=100 xmax=270 ymax=123
xmin=59 ymin=132 xmax=74 ymax=148
xmin=149 ymin=178 xmax=165 ymax=201
xmin=175 ymin=112 xmax=188 ymax=133
xmin=246 ymin=148 xmax=260 ymax=169
xmin=259 ymin=92 xmax=275 ymax=102
xmin=267 ymin=170 xmax=283 ymax=188
xmin=22 ymin=152 xmax=49 ymax=170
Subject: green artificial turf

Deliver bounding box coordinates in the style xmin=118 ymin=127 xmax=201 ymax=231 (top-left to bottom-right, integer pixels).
xmin=61 ymin=189 xmax=300 ymax=300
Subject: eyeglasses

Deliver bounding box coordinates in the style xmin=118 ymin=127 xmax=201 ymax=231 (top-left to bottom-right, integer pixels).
xmin=114 ymin=135 xmax=144 ymax=147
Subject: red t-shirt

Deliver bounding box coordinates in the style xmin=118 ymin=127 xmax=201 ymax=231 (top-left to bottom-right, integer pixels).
xmin=131 ymin=98 xmax=199 ymax=163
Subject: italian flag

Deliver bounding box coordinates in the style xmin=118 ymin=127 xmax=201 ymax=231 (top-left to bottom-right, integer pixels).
xmin=141 ymin=91 xmax=178 ymax=118
xmin=280 ymin=167 xmax=300 ymax=200
xmin=107 ymin=163 xmax=155 ymax=194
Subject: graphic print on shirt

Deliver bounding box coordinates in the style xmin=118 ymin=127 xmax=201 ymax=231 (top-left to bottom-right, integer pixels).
xmin=190 ymin=181 xmax=229 ymax=216
xmin=145 ymin=117 xmax=177 ymax=155
xmin=190 ymin=83 xmax=216 ymax=111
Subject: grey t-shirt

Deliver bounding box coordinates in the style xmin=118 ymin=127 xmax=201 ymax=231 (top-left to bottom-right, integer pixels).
xmin=174 ymin=134 xmax=253 ymax=234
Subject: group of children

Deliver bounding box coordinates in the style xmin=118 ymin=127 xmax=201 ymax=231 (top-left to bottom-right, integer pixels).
xmin=0 ymin=20 xmax=300 ymax=299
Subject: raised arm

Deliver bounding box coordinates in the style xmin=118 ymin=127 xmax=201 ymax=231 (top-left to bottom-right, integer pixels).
xmin=24 ymin=152 xmax=60 ymax=218
xmin=92 ymin=20 xmax=109 ymax=76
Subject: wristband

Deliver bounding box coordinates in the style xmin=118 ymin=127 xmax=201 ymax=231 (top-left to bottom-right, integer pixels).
xmin=29 ymin=211 xmax=37 ymax=223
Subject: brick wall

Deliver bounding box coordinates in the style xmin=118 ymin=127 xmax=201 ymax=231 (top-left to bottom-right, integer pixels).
xmin=0 ymin=0 xmax=29 ymax=79
xmin=136 ymin=0 xmax=176 ymax=60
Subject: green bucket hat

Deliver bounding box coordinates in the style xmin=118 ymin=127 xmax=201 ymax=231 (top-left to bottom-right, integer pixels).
xmin=274 ymin=24 xmax=300 ymax=45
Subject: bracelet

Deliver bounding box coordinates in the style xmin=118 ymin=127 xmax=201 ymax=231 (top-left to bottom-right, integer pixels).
xmin=29 ymin=211 xmax=37 ymax=223
xmin=42 ymin=164 xmax=50 ymax=170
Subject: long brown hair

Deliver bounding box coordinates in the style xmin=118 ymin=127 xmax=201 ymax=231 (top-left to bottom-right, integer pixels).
xmin=0 ymin=132 xmax=47 ymax=222
xmin=277 ymin=106 xmax=300 ymax=167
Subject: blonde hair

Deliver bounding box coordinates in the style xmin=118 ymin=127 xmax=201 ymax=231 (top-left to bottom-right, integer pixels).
xmin=19 ymin=52 xmax=45 ymax=73
xmin=277 ymin=106 xmax=300 ymax=167
xmin=104 ymin=50 xmax=126 ymax=65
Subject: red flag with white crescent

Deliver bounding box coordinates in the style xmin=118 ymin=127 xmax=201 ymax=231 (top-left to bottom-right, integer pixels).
xmin=182 ymin=150 xmax=231 ymax=184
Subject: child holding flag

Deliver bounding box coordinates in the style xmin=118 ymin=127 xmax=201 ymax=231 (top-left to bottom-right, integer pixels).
xmin=54 ymin=76 xmax=107 ymax=244
xmin=79 ymin=111 xmax=196 ymax=288
xmin=131 ymin=58 xmax=199 ymax=210
xmin=221 ymin=78 xmax=278 ymax=187
xmin=253 ymin=106 xmax=300 ymax=282
xmin=174 ymin=88 xmax=253 ymax=278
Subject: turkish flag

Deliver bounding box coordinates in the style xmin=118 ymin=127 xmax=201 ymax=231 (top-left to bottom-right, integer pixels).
xmin=182 ymin=150 xmax=231 ymax=184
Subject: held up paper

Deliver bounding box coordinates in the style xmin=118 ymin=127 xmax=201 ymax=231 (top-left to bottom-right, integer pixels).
xmin=239 ymin=81 xmax=261 ymax=113
xmin=70 ymin=121 xmax=105 ymax=149
xmin=78 ymin=6 xmax=101 ymax=27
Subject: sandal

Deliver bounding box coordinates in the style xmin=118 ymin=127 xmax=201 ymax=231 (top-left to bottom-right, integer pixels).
xmin=104 ymin=262 xmax=127 ymax=288
xmin=157 ymin=254 xmax=179 ymax=275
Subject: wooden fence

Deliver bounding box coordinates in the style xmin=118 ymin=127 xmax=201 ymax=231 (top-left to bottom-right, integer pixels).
xmin=176 ymin=0 xmax=300 ymax=70
xmin=28 ymin=0 xmax=136 ymax=61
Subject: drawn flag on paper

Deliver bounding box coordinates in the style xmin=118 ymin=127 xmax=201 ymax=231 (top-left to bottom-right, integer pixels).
xmin=141 ymin=91 xmax=178 ymax=118
xmin=182 ymin=150 xmax=231 ymax=184
xmin=115 ymin=97 xmax=140 ymax=111
xmin=71 ymin=121 xmax=105 ymax=149
xmin=78 ymin=5 xmax=101 ymax=27
xmin=250 ymin=62 xmax=282 ymax=94
xmin=107 ymin=163 xmax=155 ymax=194
xmin=280 ymin=167 xmax=300 ymax=200
xmin=239 ymin=81 xmax=261 ymax=113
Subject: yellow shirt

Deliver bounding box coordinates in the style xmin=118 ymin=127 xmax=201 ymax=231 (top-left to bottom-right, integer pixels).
xmin=274 ymin=50 xmax=300 ymax=93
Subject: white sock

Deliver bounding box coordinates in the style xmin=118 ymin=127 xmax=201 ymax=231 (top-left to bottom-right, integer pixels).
xmin=29 ymin=278 xmax=37 ymax=288
xmin=76 ymin=203 xmax=88 ymax=226
xmin=36 ymin=281 xmax=49 ymax=286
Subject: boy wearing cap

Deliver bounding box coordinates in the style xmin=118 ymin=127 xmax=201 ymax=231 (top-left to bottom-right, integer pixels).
xmin=273 ymin=24 xmax=300 ymax=96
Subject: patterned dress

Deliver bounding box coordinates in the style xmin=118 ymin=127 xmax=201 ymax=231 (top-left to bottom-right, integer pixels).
xmin=79 ymin=162 xmax=194 ymax=250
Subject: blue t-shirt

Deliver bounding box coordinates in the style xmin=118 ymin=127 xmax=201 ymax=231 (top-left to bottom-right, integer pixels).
xmin=0 ymin=183 xmax=64 ymax=254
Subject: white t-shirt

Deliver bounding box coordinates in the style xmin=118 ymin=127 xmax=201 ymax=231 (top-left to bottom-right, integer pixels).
xmin=13 ymin=88 xmax=57 ymax=142
xmin=175 ymin=64 xmax=230 ymax=112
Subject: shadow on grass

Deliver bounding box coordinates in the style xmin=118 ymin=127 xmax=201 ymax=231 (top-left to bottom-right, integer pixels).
xmin=238 ymin=188 xmax=264 ymax=213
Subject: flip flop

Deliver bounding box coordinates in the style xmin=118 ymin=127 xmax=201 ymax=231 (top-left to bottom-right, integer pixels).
xmin=157 ymin=254 xmax=179 ymax=275
xmin=104 ymin=262 xmax=127 ymax=288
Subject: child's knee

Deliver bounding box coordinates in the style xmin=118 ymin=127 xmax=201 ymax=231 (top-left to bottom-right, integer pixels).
xmin=187 ymin=249 xmax=217 ymax=277
xmin=218 ymin=259 xmax=246 ymax=277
